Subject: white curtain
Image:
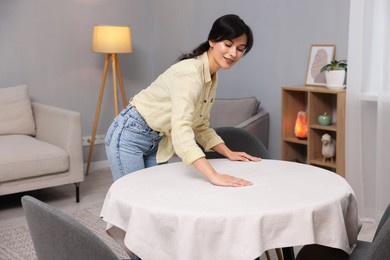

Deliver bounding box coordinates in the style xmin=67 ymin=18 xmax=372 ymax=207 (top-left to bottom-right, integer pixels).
xmin=347 ymin=0 xmax=390 ymax=221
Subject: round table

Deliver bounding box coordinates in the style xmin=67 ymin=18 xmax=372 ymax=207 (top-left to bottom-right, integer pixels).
xmin=101 ymin=159 xmax=360 ymax=260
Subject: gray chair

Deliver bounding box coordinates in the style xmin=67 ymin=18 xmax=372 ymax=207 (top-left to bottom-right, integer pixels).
xmin=204 ymin=127 xmax=270 ymax=159
xmin=296 ymin=203 xmax=390 ymax=260
xmin=22 ymin=195 xmax=121 ymax=260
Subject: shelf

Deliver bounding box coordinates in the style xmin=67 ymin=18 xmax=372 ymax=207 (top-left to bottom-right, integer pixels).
xmin=283 ymin=85 xmax=346 ymax=94
xmin=310 ymin=124 xmax=337 ymax=131
xmin=282 ymin=141 xmax=307 ymax=164
xmin=309 ymin=158 xmax=336 ymax=169
xmin=281 ymin=86 xmax=345 ymax=177
xmin=282 ymin=137 xmax=308 ymax=145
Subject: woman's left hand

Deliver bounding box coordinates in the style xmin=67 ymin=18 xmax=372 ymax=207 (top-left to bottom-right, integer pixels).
xmin=226 ymin=151 xmax=261 ymax=162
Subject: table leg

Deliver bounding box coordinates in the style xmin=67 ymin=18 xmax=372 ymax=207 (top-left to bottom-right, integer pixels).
xmin=282 ymin=247 xmax=295 ymax=260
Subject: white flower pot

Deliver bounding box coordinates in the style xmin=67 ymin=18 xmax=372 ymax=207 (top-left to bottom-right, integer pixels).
xmin=325 ymin=70 xmax=346 ymax=89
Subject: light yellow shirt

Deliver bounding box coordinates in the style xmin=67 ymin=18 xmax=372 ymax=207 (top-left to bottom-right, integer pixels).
xmin=130 ymin=52 xmax=224 ymax=165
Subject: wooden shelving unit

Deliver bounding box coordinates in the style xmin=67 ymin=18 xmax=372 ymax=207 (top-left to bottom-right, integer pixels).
xmin=281 ymin=86 xmax=346 ymax=177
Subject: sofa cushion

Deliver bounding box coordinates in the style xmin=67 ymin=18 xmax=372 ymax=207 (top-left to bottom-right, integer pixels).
xmin=0 ymin=135 xmax=69 ymax=182
xmin=0 ymin=85 xmax=36 ymax=136
xmin=209 ymin=97 xmax=260 ymax=128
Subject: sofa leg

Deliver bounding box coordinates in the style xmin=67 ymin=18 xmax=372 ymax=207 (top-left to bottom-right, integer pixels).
xmin=75 ymin=183 xmax=80 ymax=203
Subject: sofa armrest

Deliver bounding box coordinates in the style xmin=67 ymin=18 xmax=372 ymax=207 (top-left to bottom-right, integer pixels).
xmin=32 ymin=102 xmax=83 ymax=176
xmin=235 ymin=110 xmax=269 ymax=149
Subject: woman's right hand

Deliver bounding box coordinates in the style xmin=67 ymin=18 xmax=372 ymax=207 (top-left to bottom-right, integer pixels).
xmin=192 ymin=157 xmax=252 ymax=187
xmin=208 ymin=172 xmax=253 ymax=187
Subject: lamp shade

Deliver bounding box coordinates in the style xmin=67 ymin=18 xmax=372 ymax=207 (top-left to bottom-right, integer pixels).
xmin=92 ymin=25 xmax=132 ymax=54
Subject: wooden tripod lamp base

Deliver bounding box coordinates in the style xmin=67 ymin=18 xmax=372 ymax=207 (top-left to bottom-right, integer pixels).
xmin=85 ymin=54 xmax=128 ymax=176
xmin=86 ymin=25 xmax=132 ymax=176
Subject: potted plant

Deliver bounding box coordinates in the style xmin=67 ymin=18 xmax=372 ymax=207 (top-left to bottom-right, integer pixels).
xmin=320 ymin=59 xmax=347 ymax=89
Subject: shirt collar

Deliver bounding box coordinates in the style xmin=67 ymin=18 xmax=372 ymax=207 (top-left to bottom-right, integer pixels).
xmin=197 ymin=51 xmax=217 ymax=86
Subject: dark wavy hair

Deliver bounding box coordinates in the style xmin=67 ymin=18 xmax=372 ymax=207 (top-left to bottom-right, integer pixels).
xmin=177 ymin=14 xmax=254 ymax=61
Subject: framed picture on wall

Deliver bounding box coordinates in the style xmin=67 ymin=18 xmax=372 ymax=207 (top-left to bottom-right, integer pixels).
xmin=305 ymin=44 xmax=336 ymax=86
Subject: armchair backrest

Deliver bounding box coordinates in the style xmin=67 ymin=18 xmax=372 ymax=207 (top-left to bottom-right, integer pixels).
xmin=209 ymin=97 xmax=260 ymax=128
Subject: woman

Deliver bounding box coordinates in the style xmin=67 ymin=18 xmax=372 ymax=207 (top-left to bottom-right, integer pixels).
xmin=105 ymin=14 xmax=260 ymax=187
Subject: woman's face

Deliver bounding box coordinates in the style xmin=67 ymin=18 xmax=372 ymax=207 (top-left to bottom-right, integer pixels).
xmin=208 ymin=33 xmax=248 ymax=74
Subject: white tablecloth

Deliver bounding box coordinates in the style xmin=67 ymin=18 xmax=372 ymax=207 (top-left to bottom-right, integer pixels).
xmin=101 ymin=159 xmax=360 ymax=260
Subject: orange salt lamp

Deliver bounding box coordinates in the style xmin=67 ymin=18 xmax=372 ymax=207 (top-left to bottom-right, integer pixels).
xmin=294 ymin=111 xmax=308 ymax=139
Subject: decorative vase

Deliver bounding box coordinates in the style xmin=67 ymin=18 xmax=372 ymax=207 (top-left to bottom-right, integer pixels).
xmin=325 ymin=70 xmax=346 ymax=89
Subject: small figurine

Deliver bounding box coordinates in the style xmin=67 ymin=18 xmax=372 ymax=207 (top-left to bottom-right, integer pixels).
xmin=321 ymin=133 xmax=335 ymax=162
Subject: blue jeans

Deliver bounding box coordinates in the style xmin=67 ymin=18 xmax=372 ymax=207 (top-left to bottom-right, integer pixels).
xmin=105 ymin=105 xmax=163 ymax=181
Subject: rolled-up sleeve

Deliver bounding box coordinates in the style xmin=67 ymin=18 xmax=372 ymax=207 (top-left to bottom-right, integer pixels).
xmin=194 ymin=123 xmax=224 ymax=152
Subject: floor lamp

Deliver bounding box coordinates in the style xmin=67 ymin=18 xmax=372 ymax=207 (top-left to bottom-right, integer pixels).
xmin=86 ymin=25 xmax=133 ymax=176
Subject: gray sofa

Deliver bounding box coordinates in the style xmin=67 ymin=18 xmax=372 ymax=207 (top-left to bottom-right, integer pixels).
xmin=209 ymin=96 xmax=269 ymax=148
xmin=0 ymin=85 xmax=84 ymax=202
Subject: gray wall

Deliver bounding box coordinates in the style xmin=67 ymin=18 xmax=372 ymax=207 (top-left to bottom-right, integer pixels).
xmin=0 ymin=0 xmax=350 ymax=163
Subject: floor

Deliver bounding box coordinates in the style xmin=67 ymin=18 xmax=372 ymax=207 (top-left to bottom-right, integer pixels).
xmin=0 ymin=167 xmax=378 ymax=250
xmin=0 ymin=167 xmax=112 ymax=228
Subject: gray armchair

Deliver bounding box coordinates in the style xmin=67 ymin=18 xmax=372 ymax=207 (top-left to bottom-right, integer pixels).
xmin=209 ymin=97 xmax=269 ymax=149
xmin=0 ymin=85 xmax=84 ymax=202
